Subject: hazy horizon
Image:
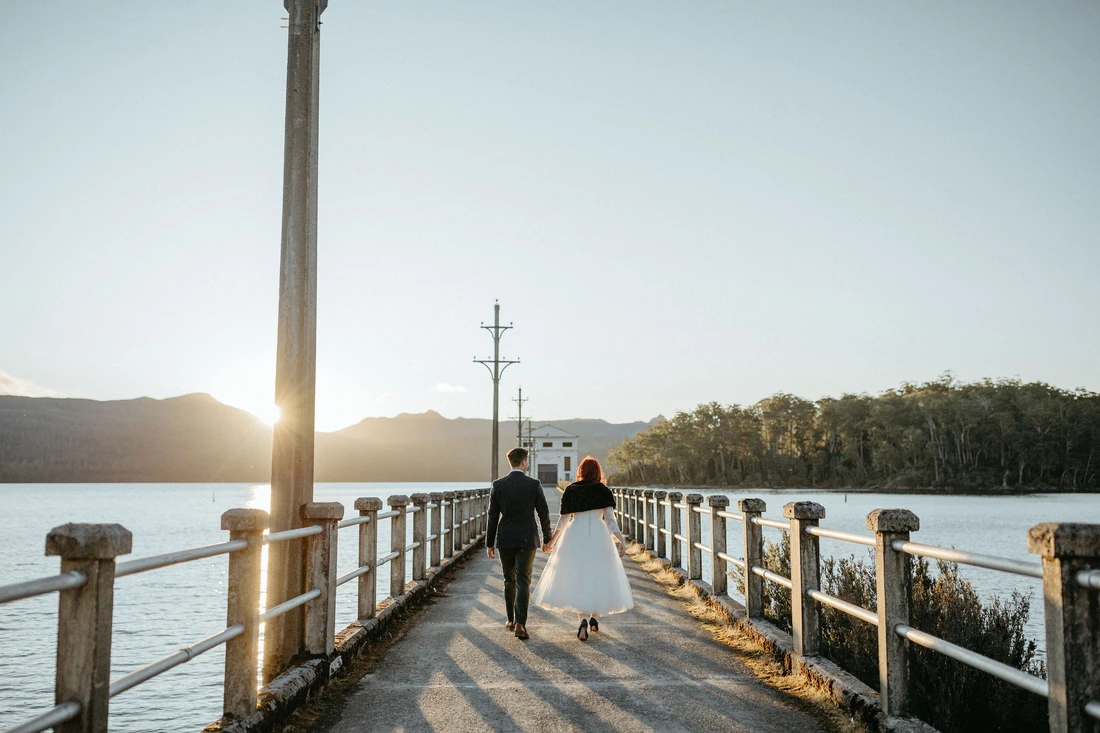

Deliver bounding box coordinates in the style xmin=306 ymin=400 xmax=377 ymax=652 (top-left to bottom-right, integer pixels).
xmin=3 ymin=2 xmax=1098 ymax=431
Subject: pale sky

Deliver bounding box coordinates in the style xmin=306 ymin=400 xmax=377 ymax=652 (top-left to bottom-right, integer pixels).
xmin=2 ymin=2 xmax=1098 ymax=431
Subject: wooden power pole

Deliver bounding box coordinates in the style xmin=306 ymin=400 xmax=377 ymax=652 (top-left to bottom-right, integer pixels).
xmin=265 ymin=0 xmax=326 ymax=683
xmin=475 ymin=301 xmax=519 ymax=483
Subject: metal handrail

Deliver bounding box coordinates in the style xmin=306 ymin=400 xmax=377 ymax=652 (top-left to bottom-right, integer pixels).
xmin=265 ymin=525 xmax=323 ymax=544
xmin=0 ymin=570 xmax=87 ymax=605
xmin=659 ymin=500 xmax=672 ymax=507
xmin=377 ymin=550 xmax=401 ymax=565
xmin=405 ymin=541 xmax=421 ymax=552
xmin=659 ymin=528 xmax=672 ymax=536
xmin=427 ymin=503 xmax=439 ymax=509
xmin=692 ymin=505 xmax=711 ymax=514
xmin=694 ymin=542 xmax=712 ymax=554
xmin=808 ymin=589 xmax=878 ymax=626
xmin=408 ymin=506 xmax=422 ymax=513
xmin=894 ymin=624 xmax=1048 ymax=698
xmin=648 ymin=523 xmax=657 ymax=530
xmin=259 ymin=588 xmax=321 ymax=623
xmin=1077 ymin=569 xmax=1100 ymax=590
xmin=891 ymin=540 xmax=1042 ymax=579
xmin=336 ymin=564 xmax=372 ymax=587
xmin=427 ymin=533 xmax=438 ymax=542
xmin=109 ymin=625 xmax=244 ymax=698
xmin=673 ymin=503 xmax=687 ymax=510
xmin=673 ymin=533 xmax=688 ymax=543
xmin=751 ymin=517 xmax=790 ymax=531
xmin=806 ymin=526 xmax=876 ymax=548
xmin=4 ymin=700 xmax=82 ymax=733
xmin=376 ymin=510 xmax=401 ymax=520
xmin=716 ymin=551 xmax=745 ymax=569
xmin=338 ymin=515 xmax=373 ymax=529
xmin=440 ymin=528 xmax=451 ymax=535
xmin=716 ymin=510 xmax=744 ymax=521
xmin=751 ymin=565 xmax=793 ymax=590
xmin=116 ymin=540 xmax=247 ymax=578
xmin=1085 ymin=700 xmax=1100 ymax=721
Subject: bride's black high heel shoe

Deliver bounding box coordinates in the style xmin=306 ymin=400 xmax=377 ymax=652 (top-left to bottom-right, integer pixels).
xmin=577 ymin=618 xmax=589 ymax=641
xmin=588 ymin=617 xmax=599 ymax=633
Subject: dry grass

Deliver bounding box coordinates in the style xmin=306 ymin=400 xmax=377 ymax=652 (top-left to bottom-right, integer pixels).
xmin=629 ymin=545 xmax=871 ymax=733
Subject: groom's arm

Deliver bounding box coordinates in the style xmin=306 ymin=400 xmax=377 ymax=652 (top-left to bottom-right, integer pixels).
xmin=534 ymin=484 xmax=552 ymax=545
xmin=486 ymin=485 xmax=502 ymax=551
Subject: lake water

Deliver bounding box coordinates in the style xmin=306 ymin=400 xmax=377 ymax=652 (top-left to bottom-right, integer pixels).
xmin=1 ymin=483 xmax=1097 ymax=731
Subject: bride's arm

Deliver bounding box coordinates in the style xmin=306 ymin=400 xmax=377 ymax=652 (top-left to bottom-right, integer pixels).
xmin=547 ymin=512 xmax=570 ymax=549
xmin=602 ymin=507 xmax=627 ymax=556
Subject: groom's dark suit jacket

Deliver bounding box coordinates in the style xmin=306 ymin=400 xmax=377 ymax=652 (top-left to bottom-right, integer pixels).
xmin=487 ymin=470 xmax=553 ymax=549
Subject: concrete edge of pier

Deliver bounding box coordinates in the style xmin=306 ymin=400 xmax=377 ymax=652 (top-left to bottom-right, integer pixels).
xmin=203 ymin=536 xmax=486 ymax=733
xmin=628 ymin=547 xmax=941 ymax=733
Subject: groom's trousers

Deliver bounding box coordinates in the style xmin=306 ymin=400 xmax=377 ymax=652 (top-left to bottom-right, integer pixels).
xmin=498 ymin=548 xmax=536 ymax=625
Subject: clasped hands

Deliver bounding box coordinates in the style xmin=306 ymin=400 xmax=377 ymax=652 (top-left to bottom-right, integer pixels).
xmin=486 ymin=543 xmax=553 ymax=559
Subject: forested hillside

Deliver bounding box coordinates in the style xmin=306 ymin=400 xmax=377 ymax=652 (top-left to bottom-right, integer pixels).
xmin=607 ymin=376 xmax=1100 ymax=491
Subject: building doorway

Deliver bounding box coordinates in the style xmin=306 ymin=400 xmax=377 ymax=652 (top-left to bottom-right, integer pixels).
xmin=537 ymin=464 xmax=558 ymax=486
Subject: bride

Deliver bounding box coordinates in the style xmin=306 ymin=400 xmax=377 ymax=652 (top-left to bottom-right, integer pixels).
xmin=531 ymin=456 xmax=633 ymax=641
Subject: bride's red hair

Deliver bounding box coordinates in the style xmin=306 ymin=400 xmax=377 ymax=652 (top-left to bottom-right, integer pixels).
xmin=576 ymin=456 xmax=605 ymax=484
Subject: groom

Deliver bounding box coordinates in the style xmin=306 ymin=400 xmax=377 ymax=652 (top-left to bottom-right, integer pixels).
xmin=486 ymin=447 xmax=552 ymax=640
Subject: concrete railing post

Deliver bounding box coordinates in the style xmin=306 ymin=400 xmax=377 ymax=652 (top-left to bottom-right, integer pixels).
xmin=47 ymin=523 xmax=132 ymax=733
xmin=623 ymin=490 xmax=634 ymax=540
xmin=303 ymin=502 xmax=343 ymax=657
xmin=739 ymin=498 xmax=766 ymax=618
xmin=221 ymin=509 xmax=268 ymax=719
xmin=1028 ymin=523 xmax=1100 ymax=733
xmin=459 ymin=490 xmax=470 ymax=547
xmin=868 ymin=508 xmax=920 ymax=717
xmin=410 ymin=494 xmax=429 ymax=581
xmin=476 ymin=489 xmax=486 ymax=537
xmin=354 ymin=498 xmax=381 ymax=620
xmin=642 ymin=490 xmax=655 ymax=551
xmin=785 ymin=501 xmax=825 ymax=657
xmin=442 ymin=491 xmax=456 ymax=559
xmin=685 ymin=494 xmax=704 ymax=581
xmin=654 ymin=491 xmax=668 ymax=559
xmin=388 ymin=495 xmax=410 ymax=598
xmin=428 ymin=493 xmax=443 ymax=568
xmin=668 ymin=492 xmax=684 ymax=569
xmin=709 ymin=495 xmax=730 ymax=596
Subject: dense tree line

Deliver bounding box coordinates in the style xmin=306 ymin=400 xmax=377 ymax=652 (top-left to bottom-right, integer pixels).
xmin=608 ymin=376 xmax=1100 ymax=491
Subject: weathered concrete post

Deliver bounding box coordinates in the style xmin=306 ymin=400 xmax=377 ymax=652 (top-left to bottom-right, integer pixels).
xmin=428 ymin=493 xmax=443 ymax=568
xmin=641 ymin=490 xmax=654 ymax=551
xmin=1027 ymin=523 xmax=1100 ymax=733
xmin=634 ymin=490 xmax=646 ymax=541
xmin=475 ymin=489 xmax=486 ymax=537
xmin=265 ymin=0 xmax=327 ymax=682
xmin=868 ymin=508 xmax=920 ymax=717
xmin=47 ymin=523 xmax=132 ymax=733
xmin=785 ymin=501 xmax=825 ymax=657
xmin=221 ymin=509 xmax=268 ymax=719
xmin=685 ymin=494 xmax=704 ymax=581
xmin=458 ymin=490 xmax=469 ymax=547
xmin=739 ymin=498 xmax=766 ymax=618
xmin=615 ymin=489 xmax=624 ymax=530
xmin=623 ymin=490 xmax=634 ymax=540
xmin=443 ymin=491 xmax=456 ymax=558
xmin=303 ymin=502 xmax=342 ymax=657
xmin=388 ymin=496 xmax=410 ymax=598
xmin=410 ymin=494 xmax=429 ymax=581
xmin=709 ymin=495 xmax=730 ymax=596
xmin=354 ymin=497 xmax=381 ymax=620
xmin=668 ymin=492 xmax=684 ymax=568
xmin=654 ymin=491 xmax=668 ymax=559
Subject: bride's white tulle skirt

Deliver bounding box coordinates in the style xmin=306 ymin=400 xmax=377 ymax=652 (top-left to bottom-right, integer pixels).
xmin=532 ymin=509 xmax=633 ymax=615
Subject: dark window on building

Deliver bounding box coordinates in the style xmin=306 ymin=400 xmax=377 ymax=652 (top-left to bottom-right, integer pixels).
xmin=563 ymin=442 xmax=573 ymax=447
xmin=564 ymin=456 xmax=571 ymax=471
xmin=542 ymin=442 xmax=553 ymax=448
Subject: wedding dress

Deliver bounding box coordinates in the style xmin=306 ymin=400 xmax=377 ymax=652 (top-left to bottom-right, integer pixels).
xmin=532 ymin=507 xmax=633 ymax=615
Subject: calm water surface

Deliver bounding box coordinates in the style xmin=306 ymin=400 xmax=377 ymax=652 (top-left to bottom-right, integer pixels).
xmin=1 ymin=484 xmax=1097 ymax=731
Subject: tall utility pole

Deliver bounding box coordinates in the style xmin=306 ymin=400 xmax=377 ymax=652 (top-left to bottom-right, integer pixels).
xmin=474 ymin=301 xmax=519 ymax=482
xmin=511 ymin=387 xmax=528 ymax=447
xmin=265 ymin=0 xmax=326 ymax=683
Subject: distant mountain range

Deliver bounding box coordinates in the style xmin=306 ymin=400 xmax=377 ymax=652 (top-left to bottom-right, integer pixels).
xmin=0 ymin=394 xmax=659 ymax=483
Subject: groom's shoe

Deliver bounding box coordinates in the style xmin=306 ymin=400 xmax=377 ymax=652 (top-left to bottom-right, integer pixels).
xmin=514 ymin=623 xmax=529 ymax=640
xmin=505 ymin=621 xmax=515 ymax=632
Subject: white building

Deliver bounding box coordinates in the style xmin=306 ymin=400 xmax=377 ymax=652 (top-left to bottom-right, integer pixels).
xmin=524 ymin=424 xmax=579 ymax=486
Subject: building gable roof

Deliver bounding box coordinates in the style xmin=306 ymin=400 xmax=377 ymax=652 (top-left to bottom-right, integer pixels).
xmin=530 ymin=424 xmax=578 ymax=439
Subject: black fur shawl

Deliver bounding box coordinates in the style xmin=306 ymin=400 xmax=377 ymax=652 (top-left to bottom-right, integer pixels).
xmin=559 ymin=481 xmax=615 ymax=515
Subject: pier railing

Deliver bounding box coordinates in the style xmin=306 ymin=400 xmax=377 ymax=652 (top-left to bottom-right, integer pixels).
xmin=0 ymin=489 xmax=490 ymax=733
xmin=612 ymin=487 xmax=1100 ymax=733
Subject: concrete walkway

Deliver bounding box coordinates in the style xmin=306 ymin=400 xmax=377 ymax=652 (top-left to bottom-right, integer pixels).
xmin=313 ymin=488 xmax=824 ymax=733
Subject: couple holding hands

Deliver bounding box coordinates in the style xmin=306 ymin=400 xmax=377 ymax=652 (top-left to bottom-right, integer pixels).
xmin=486 ymin=448 xmax=633 ymax=642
